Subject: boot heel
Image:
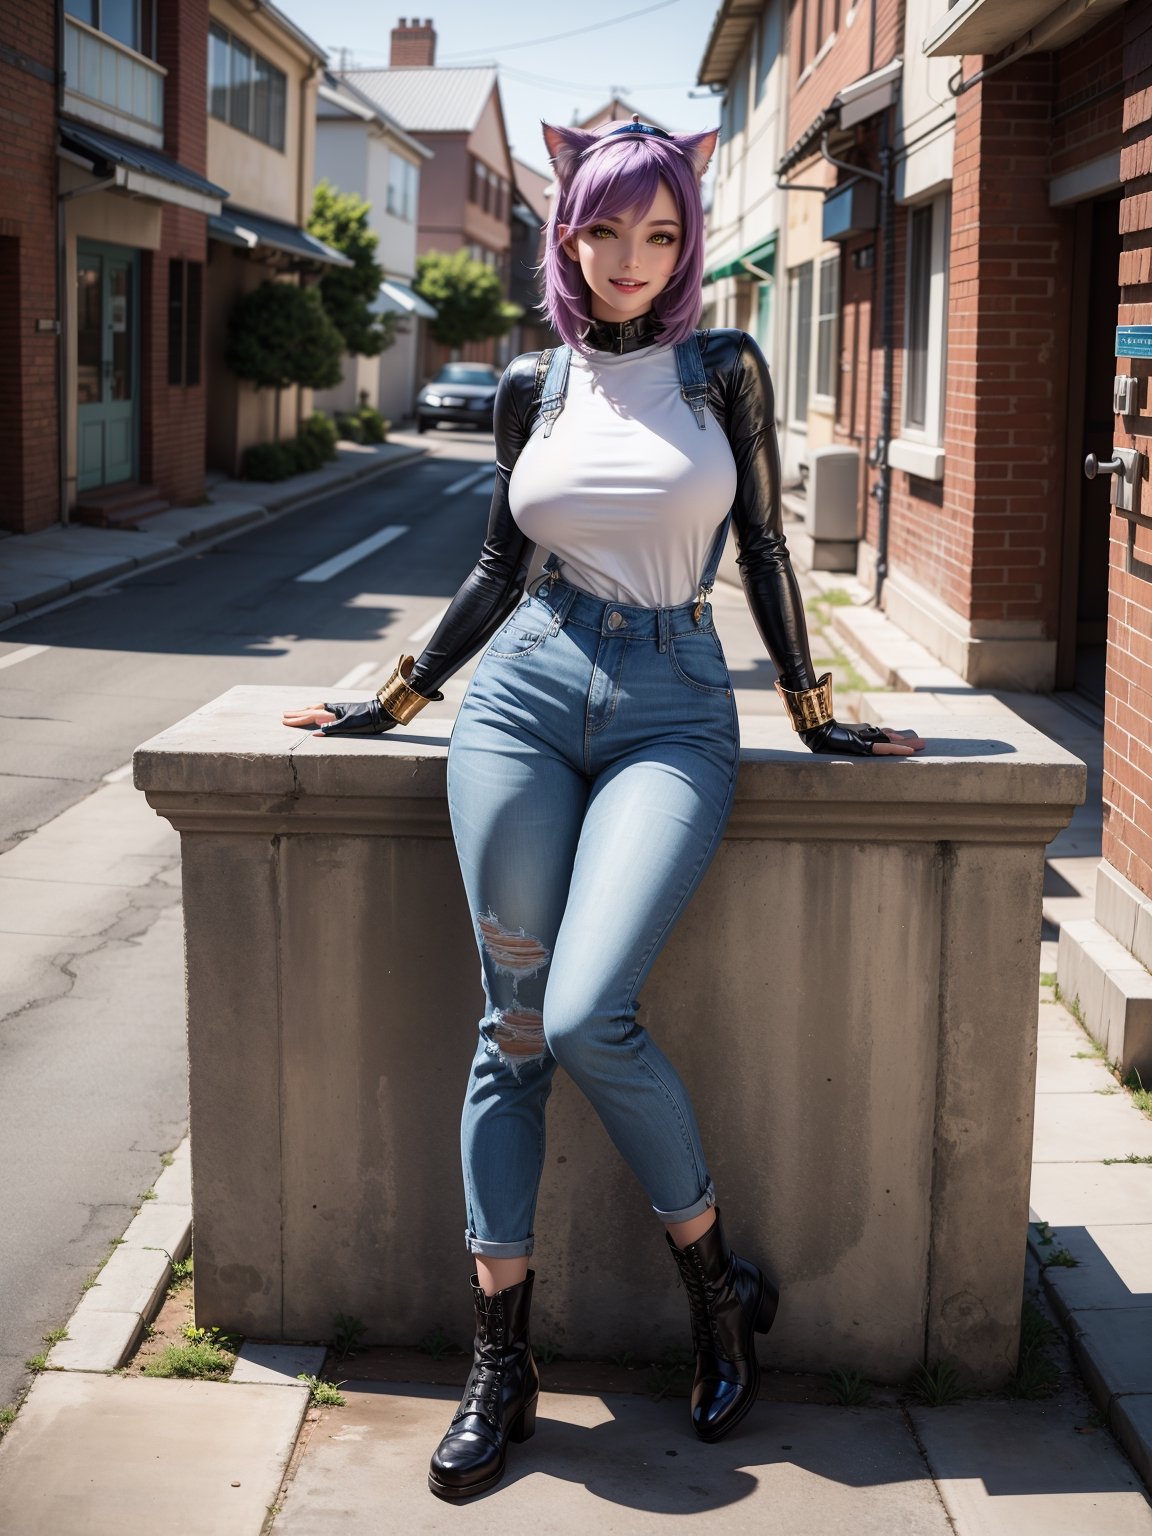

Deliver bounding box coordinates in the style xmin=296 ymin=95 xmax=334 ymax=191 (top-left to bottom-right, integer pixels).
xmin=754 ymin=1277 xmax=779 ymax=1334
xmin=509 ymin=1393 xmax=538 ymax=1443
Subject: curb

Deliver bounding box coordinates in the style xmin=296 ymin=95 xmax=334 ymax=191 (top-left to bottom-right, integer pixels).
xmin=45 ymin=1138 xmax=191 ymax=1374
xmin=0 ymin=445 xmax=427 ymax=631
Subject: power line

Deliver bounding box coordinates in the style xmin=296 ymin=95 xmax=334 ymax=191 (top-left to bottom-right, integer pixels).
xmin=438 ymin=0 xmax=687 ymax=61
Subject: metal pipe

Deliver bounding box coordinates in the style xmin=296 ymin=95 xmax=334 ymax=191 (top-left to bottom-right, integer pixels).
xmin=55 ymin=0 xmax=68 ymax=526
xmin=872 ymin=108 xmax=896 ymax=608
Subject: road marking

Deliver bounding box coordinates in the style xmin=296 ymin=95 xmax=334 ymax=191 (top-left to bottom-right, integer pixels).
xmin=405 ymin=605 xmax=449 ymax=646
xmin=445 ymin=467 xmax=495 ymax=495
xmin=295 ymin=525 xmax=408 ymax=583
xmin=332 ymin=660 xmax=379 ymax=689
xmin=0 ymin=644 xmax=49 ymax=671
xmin=102 ymin=762 xmax=135 ymax=783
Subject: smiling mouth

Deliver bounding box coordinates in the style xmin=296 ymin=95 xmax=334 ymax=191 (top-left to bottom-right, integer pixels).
xmin=609 ymin=279 xmax=647 ymax=290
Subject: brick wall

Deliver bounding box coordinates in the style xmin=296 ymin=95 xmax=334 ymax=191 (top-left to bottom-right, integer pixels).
xmin=0 ymin=0 xmax=60 ymax=534
xmin=1105 ymin=2 xmax=1152 ymax=898
xmin=786 ymin=0 xmax=901 ymax=148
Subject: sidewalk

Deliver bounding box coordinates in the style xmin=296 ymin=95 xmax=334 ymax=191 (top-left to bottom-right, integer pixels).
xmin=1 ymin=564 xmax=1151 ymax=1533
xmin=0 ymin=439 xmax=425 ymax=624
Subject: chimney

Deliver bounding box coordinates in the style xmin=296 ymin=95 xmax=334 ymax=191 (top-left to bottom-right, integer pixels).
xmin=390 ymin=17 xmax=437 ymax=67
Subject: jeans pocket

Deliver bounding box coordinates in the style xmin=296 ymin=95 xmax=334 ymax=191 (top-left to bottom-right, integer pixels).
xmin=668 ymin=627 xmax=732 ymax=695
xmin=486 ymin=597 xmax=554 ymax=658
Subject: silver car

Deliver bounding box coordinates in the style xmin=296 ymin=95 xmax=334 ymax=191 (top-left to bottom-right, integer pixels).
xmin=416 ymin=363 xmax=501 ymax=433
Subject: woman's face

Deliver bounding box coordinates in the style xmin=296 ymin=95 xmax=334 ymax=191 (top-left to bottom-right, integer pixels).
xmin=559 ymin=178 xmax=682 ymax=325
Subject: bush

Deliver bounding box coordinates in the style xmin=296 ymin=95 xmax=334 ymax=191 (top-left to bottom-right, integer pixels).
xmin=301 ymin=410 xmax=339 ymax=461
xmin=335 ymin=411 xmax=364 ymax=444
xmin=335 ymin=406 xmax=389 ymax=445
xmin=241 ymin=441 xmax=296 ymax=481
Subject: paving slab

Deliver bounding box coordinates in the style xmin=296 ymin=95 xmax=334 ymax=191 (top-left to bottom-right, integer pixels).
xmin=1035 ymin=1032 xmax=1117 ymax=1092
xmin=1032 ymin=1092 xmax=1152 ymax=1162
xmin=139 ymin=501 xmax=268 ymax=544
xmin=1031 ymin=1223 xmax=1152 ymax=1317
xmin=0 ymin=569 xmax=70 ymax=611
xmin=1030 ymin=1161 xmax=1152 ymax=1226
xmin=46 ymin=1304 xmax=143 ymax=1371
xmin=0 ymin=873 xmax=142 ymax=937
xmin=118 ymin=1198 xmax=191 ymax=1259
xmin=1036 ymin=999 xmax=1084 ymax=1035
xmin=152 ymin=1148 xmax=192 ymax=1206
xmin=0 ymin=1372 xmax=308 ymax=1536
xmin=910 ymin=1399 xmax=1152 ymax=1534
xmin=231 ymin=1342 xmax=328 ymax=1387
xmin=0 ymin=542 xmax=137 ymax=588
xmin=270 ymin=1384 xmax=953 ymax=1534
xmin=1115 ymin=1396 xmax=1152 ymax=1491
xmin=80 ymin=1241 xmax=170 ymax=1318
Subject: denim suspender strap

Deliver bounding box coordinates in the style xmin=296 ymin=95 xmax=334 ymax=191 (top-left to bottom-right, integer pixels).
xmin=673 ymin=332 xmax=709 ymax=432
xmin=538 ymin=345 xmax=571 ymax=438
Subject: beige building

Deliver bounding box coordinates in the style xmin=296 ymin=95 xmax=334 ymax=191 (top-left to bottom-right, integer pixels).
xmin=203 ymin=0 xmax=349 ymax=473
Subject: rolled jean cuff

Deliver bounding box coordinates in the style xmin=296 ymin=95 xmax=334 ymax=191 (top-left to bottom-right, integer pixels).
xmin=651 ymin=1178 xmax=716 ymax=1225
xmin=465 ymin=1230 xmax=535 ymax=1259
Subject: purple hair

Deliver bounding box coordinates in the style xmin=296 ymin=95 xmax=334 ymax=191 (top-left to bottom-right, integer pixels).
xmin=539 ymin=121 xmax=717 ymax=354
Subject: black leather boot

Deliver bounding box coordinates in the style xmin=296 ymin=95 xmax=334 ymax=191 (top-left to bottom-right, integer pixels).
xmin=666 ymin=1208 xmax=778 ymax=1442
xmin=427 ymin=1271 xmax=540 ymax=1500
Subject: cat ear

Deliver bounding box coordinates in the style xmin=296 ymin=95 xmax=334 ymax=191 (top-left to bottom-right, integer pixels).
xmin=674 ymin=127 xmax=719 ymax=182
xmin=541 ymin=121 xmax=599 ymax=182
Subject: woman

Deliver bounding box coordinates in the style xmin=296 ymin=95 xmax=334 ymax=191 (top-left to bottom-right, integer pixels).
xmin=284 ymin=116 xmax=924 ymax=1500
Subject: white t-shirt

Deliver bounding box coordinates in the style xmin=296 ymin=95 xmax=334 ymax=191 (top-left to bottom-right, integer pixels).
xmin=507 ymin=342 xmax=738 ymax=609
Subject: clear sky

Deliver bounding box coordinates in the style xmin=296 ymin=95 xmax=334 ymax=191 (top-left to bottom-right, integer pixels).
xmin=280 ymin=0 xmax=725 ymax=179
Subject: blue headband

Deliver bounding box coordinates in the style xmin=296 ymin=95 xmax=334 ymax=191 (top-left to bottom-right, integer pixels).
xmin=603 ymin=120 xmax=672 ymax=141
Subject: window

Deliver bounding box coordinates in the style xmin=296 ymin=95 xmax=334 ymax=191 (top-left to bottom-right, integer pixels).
xmin=813 ymin=253 xmax=839 ymax=404
xmin=720 ymin=45 xmax=749 ymax=146
xmin=788 ymin=262 xmax=813 ymax=425
xmin=755 ymin=2 xmax=782 ymax=108
xmin=891 ymin=193 xmax=950 ymax=479
xmin=387 ymin=154 xmax=418 ymax=221
xmin=167 ymin=260 xmax=203 ymax=388
xmin=208 ymin=22 xmax=286 ymax=151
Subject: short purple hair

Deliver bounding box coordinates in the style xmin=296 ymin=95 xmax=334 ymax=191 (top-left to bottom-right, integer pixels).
xmin=539 ymin=120 xmax=717 ymax=354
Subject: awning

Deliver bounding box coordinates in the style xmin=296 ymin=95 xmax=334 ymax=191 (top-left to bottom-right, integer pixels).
xmin=371 ymin=279 xmax=437 ymax=320
xmin=59 ymin=121 xmax=228 ymax=215
xmin=704 ymin=235 xmax=776 ymax=285
xmin=923 ymin=0 xmax=1124 ymax=58
xmin=208 ymin=206 xmax=353 ymax=269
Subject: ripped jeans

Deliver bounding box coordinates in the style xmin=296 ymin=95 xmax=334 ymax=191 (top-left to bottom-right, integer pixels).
xmin=446 ymin=574 xmax=740 ymax=1258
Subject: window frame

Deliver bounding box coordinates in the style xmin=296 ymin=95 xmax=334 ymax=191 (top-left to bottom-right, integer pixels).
xmin=787 ymin=260 xmax=813 ymax=429
xmin=812 ymin=252 xmax=839 ymax=410
xmin=892 ymin=191 xmax=950 ymax=479
xmin=208 ymin=20 xmax=287 ymax=153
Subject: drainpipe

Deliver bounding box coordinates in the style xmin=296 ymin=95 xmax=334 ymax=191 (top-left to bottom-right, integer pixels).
xmin=55 ymin=0 xmax=67 ymax=524
xmin=871 ymin=110 xmax=895 ymax=609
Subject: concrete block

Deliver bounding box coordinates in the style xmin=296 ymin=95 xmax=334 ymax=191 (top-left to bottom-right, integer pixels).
xmin=1071 ymin=1307 xmax=1152 ymax=1414
xmin=152 ymin=1156 xmax=192 ymax=1208
xmin=271 ymin=1385 xmax=954 ymax=1535
xmin=46 ymin=1307 xmax=142 ymax=1372
xmin=1097 ymin=860 xmax=1142 ymax=954
xmin=1112 ymin=1394 xmax=1152 ymax=1493
xmin=119 ymin=1201 xmax=191 ymax=1261
xmin=910 ymin=1399 xmax=1152 ymax=1535
xmin=0 ymin=1372 xmax=308 ymax=1536
xmin=1030 ymin=1161 xmax=1152 ymax=1227
xmin=1057 ymin=917 xmax=1152 ymax=1078
xmin=1030 ymin=1224 xmax=1152 ymax=1319
xmin=231 ymin=1342 xmax=327 ymax=1386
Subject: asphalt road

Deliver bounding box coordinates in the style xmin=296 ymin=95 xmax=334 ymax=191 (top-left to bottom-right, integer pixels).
xmin=0 ymin=427 xmax=503 ymax=1411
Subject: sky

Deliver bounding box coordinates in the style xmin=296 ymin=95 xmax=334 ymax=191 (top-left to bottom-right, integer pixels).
xmin=280 ymin=0 xmax=726 ymax=179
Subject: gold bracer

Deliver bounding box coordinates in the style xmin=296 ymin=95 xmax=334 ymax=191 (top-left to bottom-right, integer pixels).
xmin=375 ymin=654 xmax=439 ymax=725
xmin=774 ymin=671 xmax=834 ymax=732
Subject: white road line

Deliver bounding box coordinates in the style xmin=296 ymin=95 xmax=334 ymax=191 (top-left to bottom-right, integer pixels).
xmin=332 ymin=660 xmax=380 ymax=689
xmin=0 ymin=644 xmax=49 ymax=671
xmin=405 ymin=605 xmax=449 ymax=646
xmin=445 ymin=467 xmax=495 ymax=495
xmin=102 ymin=762 xmax=135 ymax=783
xmin=295 ymin=525 xmax=409 ymax=584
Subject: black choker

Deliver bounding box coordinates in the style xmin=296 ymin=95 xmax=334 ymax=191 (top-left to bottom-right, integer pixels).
xmin=583 ymin=310 xmax=665 ymax=354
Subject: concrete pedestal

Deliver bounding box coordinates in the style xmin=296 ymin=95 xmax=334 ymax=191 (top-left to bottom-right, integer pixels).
xmin=134 ymin=689 xmax=1084 ymax=1385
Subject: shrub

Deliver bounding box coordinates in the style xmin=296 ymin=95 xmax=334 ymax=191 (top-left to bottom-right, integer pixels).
xmin=241 ymin=441 xmax=296 ymax=481
xmin=335 ymin=411 xmax=364 ymax=444
xmin=301 ymin=410 xmax=339 ymax=461
xmin=356 ymin=406 xmax=388 ymax=443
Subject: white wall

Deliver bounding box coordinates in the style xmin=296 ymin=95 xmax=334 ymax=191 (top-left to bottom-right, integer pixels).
xmin=897 ymin=0 xmax=957 ymax=203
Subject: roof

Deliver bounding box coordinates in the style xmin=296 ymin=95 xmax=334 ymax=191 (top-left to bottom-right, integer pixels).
xmin=208 ymin=206 xmax=353 ymax=268
xmin=697 ymin=0 xmax=762 ymax=86
xmin=577 ymin=98 xmax=667 ymax=131
xmin=59 ymin=121 xmax=228 ymax=209
xmin=316 ymin=74 xmax=433 ymax=159
xmin=338 ymin=67 xmax=497 ymax=134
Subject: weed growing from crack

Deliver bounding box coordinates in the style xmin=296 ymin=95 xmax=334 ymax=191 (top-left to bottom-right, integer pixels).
xmin=828 ymin=1368 xmax=872 ymax=1406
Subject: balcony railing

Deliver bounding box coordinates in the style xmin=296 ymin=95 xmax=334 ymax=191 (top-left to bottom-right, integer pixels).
xmin=63 ymin=15 xmax=165 ymax=148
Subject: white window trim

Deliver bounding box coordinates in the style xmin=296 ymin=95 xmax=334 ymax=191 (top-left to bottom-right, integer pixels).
xmin=896 ymin=191 xmax=949 ymax=480
xmin=810 ymin=252 xmax=839 ymax=414
xmin=786 ymin=262 xmax=812 ymax=431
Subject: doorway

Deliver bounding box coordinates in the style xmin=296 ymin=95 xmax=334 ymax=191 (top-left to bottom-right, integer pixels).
xmin=76 ymin=241 xmax=138 ymax=493
xmin=1058 ymin=196 xmax=1121 ymax=701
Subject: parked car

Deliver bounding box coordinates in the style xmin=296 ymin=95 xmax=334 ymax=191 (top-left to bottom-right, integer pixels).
xmin=416 ymin=363 xmax=501 ymax=433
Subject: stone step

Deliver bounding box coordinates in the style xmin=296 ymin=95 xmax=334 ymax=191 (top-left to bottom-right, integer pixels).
xmin=1057 ymin=915 xmax=1152 ymax=1078
xmin=73 ymin=483 xmax=170 ymax=529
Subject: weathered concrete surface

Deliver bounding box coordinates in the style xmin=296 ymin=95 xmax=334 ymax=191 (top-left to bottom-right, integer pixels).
xmin=0 ymin=1373 xmax=308 ymax=1536
xmin=135 ymin=689 xmax=1084 ymax=1383
xmin=272 ymin=1385 xmax=954 ymax=1535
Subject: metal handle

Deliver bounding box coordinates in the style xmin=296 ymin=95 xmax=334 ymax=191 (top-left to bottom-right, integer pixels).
xmin=1084 ymin=453 xmax=1123 ymax=480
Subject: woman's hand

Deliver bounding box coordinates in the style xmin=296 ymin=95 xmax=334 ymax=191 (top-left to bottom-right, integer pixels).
xmin=801 ymin=720 xmax=926 ymax=757
xmin=281 ymin=700 xmax=398 ymax=737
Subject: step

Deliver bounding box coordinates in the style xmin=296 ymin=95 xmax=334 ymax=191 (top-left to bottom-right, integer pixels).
xmin=73 ymin=495 xmax=171 ymax=530
xmin=1058 ymin=916 xmax=1152 ymax=1078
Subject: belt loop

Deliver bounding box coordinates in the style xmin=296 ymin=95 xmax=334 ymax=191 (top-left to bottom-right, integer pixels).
xmin=658 ymin=607 xmax=669 ymax=653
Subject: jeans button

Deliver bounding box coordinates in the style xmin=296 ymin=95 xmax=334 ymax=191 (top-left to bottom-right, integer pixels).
xmin=607 ymin=611 xmax=624 ymax=629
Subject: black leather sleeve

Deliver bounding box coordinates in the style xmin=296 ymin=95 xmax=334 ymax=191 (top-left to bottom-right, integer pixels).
xmin=406 ymin=353 xmax=541 ymax=698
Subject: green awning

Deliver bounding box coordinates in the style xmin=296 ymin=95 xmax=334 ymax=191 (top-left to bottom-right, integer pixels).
xmin=704 ymin=235 xmax=777 ymax=285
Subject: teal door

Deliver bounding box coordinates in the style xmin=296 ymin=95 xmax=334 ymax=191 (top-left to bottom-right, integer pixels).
xmin=76 ymin=242 xmax=138 ymax=492
xmin=756 ymin=280 xmax=774 ymax=370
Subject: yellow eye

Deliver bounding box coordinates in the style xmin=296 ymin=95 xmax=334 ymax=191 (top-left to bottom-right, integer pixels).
xmin=589 ymin=225 xmax=615 ymax=239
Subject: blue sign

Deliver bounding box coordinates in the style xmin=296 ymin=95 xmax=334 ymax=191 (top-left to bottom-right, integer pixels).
xmin=1116 ymin=326 xmax=1152 ymax=357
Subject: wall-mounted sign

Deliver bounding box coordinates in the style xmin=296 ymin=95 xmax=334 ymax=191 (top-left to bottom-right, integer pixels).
xmin=1116 ymin=326 xmax=1152 ymax=357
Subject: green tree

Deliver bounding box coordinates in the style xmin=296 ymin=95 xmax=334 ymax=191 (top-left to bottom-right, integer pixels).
xmin=225 ymin=281 xmax=344 ymax=442
xmin=414 ymin=249 xmax=521 ymax=349
xmin=308 ymin=181 xmax=396 ymax=357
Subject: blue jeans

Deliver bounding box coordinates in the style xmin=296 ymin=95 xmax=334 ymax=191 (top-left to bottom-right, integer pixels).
xmin=446 ymin=574 xmax=740 ymax=1258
